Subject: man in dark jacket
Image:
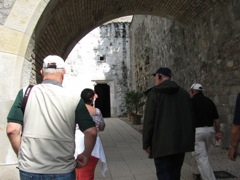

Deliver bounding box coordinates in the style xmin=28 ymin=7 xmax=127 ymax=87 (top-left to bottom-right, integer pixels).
xmin=143 ymin=67 xmax=195 ymax=180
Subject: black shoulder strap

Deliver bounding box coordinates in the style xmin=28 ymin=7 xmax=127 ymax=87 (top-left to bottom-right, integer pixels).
xmin=21 ymin=85 xmax=34 ymax=113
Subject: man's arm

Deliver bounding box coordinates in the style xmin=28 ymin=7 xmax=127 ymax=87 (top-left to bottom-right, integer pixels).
xmin=228 ymin=124 xmax=240 ymax=160
xmin=213 ymin=118 xmax=221 ymax=140
xmin=76 ymin=127 xmax=97 ymax=167
xmin=83 ymin=127 xmax=97 ymax=156
xmin=6 ymin=122 xmax=22 ymax=155
xmin=6 ymin=89 xmax=24 ymax=156
xmin=228 ymin=93 xmax=240 ymax=160
xmin=75 ymin=99 xmax=97 ymax=167
xmin=142 ymin=91 xmax=157 ymax=156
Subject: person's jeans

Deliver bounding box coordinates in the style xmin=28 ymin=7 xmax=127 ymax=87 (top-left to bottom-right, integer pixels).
xmin=154 ymin=153 xmax=185 ymax=180
xmin=19 ymin=170 xmax=75 ymax=180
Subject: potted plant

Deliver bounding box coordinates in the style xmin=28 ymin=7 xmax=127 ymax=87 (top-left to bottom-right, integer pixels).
xmin=125 ymin=90 xmax=135 ymax=119
xmin=125 ymin=90 xmax=145 ymax=125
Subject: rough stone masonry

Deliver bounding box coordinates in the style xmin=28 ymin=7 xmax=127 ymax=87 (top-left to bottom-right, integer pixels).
xmin=130 ymin=1 xmax=240 ymax=148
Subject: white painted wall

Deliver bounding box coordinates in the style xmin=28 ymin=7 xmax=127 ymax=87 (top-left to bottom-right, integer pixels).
xmin=64 ymin=21 xmax=131 ymax=117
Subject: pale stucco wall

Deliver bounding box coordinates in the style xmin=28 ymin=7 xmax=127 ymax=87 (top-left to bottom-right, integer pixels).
xmin=0 ymin=0 xmax=49 ymax=178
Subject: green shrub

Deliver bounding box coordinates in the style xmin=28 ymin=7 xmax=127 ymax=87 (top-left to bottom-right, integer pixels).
xmin=125 ymin=90 xmax=144 ymax=115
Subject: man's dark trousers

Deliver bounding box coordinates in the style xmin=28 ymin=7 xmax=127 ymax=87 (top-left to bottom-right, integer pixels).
xmin=154 ymin=153 xmax=185 ymax=180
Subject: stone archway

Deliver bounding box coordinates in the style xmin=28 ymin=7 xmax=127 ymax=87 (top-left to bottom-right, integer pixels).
xmin=25 ymin=0 xmax=227 ymax=84
xmin=0 ymin=0 xmax=227 ymax=95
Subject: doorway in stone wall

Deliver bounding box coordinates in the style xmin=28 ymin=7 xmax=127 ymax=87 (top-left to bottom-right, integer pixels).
xmin=94 ymin=83 xmax=111 ymax=117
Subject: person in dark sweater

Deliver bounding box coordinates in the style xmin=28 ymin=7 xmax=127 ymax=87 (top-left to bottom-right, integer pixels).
xmin=189 ymin=83 xmax=221 ymax=180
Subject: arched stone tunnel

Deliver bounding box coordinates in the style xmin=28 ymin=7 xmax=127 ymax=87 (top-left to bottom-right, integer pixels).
xmin=28 ymin=0 xmax=227 ymax=83
xmin=0 ymin=0 xmax=239 ymax=178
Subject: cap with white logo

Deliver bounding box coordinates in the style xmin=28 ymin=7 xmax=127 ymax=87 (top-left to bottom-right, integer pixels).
xmin=190 ymin=83 xmax=203 ymax=91
xmin=43 ymin=55 xmax=65 ymax=69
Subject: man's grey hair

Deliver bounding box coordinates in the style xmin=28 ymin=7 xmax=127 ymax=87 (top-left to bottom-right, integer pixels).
xmin=43 ymin=68 xmax=65 ymax=74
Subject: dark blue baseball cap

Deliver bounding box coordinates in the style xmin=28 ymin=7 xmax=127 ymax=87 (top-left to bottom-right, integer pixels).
xmin=152 ymin=67 xmax=172 ymax=77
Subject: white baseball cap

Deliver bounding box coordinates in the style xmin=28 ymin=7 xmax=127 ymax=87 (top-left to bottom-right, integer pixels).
xmin=43 ymin=55 xmax=65 ymax=69
xmin=190 ymin=83 xmax=203 ymax=91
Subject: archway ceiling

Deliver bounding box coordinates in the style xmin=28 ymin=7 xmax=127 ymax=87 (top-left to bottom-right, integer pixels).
xmin=33 ymin=0 xmax=226 ymax=65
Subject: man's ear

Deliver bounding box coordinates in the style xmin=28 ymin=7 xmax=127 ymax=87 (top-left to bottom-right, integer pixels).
xmin=61 ymin=69 xmax=66 ymax=80
xmin=40 ymin=69 xmax=43 ymax=77
xmin=158 ymin=74 xmax=162 ymax=80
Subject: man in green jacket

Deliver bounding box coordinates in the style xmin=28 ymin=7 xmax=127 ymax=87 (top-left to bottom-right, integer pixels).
xmin=6 ymin=55 xmax=97 ymax=180
xmin=143 ymin=67 xmax=195 ymax=180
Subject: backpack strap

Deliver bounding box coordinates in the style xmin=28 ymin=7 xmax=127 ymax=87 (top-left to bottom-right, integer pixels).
xmin=21 ymin=85 xmax=34 ymax=113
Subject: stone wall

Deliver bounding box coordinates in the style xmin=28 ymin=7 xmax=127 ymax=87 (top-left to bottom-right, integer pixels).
xmin=0 ymin=0 xmax=16 ymax=24
xmin=130 ymin=1 xmax=240 ymax=148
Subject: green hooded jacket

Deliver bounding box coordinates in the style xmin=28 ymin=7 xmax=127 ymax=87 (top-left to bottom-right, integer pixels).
xmin=143 ymin=80 xmax=195 ymax=158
